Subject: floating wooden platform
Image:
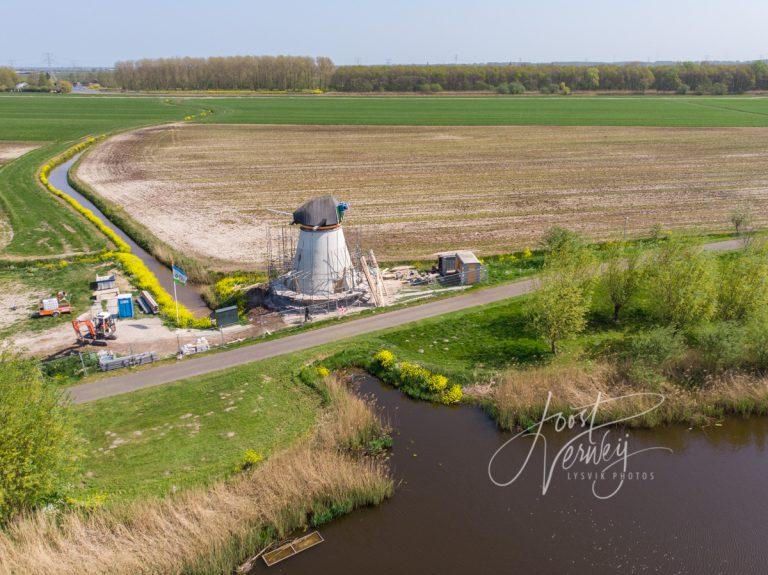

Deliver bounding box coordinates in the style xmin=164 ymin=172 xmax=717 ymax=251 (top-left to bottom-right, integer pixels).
xmin=262 ymin=531 xmax=324 ymax=567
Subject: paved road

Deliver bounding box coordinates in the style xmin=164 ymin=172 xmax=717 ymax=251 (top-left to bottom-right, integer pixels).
xmin=68 ymin=238 xmax=743 ymax=404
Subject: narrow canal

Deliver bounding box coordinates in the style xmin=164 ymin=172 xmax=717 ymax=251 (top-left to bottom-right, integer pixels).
xmin=262 ymin=373 xmax=768 ymax=574
xmin=49 ymin=155 xmax=209 ymax=314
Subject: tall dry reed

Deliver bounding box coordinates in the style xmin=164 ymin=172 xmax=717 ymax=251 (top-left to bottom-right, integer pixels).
xmin=492 ymin=363 xmax=768 ymax=429
xmin=0 ymin=376 xmax=392 ymax=575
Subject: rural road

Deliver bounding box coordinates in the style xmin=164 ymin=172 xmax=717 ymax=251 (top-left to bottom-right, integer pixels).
xmin=68 ymin=238 xmax=743 ymax=404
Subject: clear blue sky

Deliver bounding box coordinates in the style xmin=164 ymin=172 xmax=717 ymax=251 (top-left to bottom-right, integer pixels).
xmin=3 ymin=0 xmax=767 ymax=67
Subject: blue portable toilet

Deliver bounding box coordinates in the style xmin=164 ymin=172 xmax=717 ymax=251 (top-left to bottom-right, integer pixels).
xmin=117 ymin=294 xmax=134 ymax=318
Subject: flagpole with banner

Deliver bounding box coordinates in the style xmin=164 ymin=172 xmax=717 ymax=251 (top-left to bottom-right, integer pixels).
xmin=171 ymin=258 xmax=188 ymax=325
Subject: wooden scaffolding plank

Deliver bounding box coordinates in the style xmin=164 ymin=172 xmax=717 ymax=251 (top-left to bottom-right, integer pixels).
xmin=368 ymin=249 xmax=388 ymax=299
xmin=360 ymin=256 xmax=382 ymax=307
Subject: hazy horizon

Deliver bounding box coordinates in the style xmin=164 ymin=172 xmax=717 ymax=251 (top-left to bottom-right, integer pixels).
xmin=2 ymin=0 xmax=767 ymax=68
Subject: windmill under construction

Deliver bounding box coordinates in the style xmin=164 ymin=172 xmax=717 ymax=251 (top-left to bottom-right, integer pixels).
xmin=267 ymin=195 xmax=379 ymax=310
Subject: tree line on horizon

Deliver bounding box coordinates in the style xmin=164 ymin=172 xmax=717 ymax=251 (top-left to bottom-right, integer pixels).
xmin=331 ymin=61 xmax=768 ymax=94
xmin=8 ymin=57 xmax=768 ymax=95
xmin=111 ymin=55 xmax=336 ymax=91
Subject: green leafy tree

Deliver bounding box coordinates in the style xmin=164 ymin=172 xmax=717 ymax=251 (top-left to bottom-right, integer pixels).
xmin=0 ymin=353 xmax=79 ymax=523
xmin=0 ymin=67 xmax=19 ymax=91
xmin=532 ymin=229 xmax=597 ymax=353
xmin=541 ymin=226 xmax=583 ymax=254
xmin=718 ymin=241 xmax=768 ymax=321
xmin=645 ymin=239 xmax=717 ymax=327
xmin=583 ymin=67 xmax=600 ymax=90
xmin=730 ymin=205 xmax=753 ymax=236
xmin=531 ymin=268 xmax=593 ymax=354
xmin=541 ymin=227 xmax=595 ymax=283
xmin=56 ymin=80 xmax=73 ymax=93
xmin=602 ymin=243 xmax=643 ymax=321
xmin=751 ymin=60 xmax=768 ymax=90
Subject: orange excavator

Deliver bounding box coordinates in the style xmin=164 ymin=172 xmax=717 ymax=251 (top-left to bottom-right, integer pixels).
xmin=72 ymin=311 xmax=118 ymax=345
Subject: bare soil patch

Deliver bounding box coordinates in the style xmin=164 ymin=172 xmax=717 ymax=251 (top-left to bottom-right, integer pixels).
xmin=76 ymin=124 xmax=768 ymax=266
xmin=0 ymin=281 xmax=44 ymax=331
xmin=0 ymin=141 xmax=40 ymax=164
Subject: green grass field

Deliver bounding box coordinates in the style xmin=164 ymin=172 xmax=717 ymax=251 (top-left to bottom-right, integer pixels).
xmin=73 ymin=354 xmax=320 ymax=501
xmin=2 ymin=93 xmax=767 ymax=261
xmin=190 ymin=95 xmax=768 ymax=127
xmin=0 ymin=95 xmax=204 ymax=259
xmin=0 ymin=95 xmax=202 ymax=141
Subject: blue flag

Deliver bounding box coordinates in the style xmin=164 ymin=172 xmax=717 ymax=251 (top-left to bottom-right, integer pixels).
xmin=172 ymin=264 xmax=188 ymax=285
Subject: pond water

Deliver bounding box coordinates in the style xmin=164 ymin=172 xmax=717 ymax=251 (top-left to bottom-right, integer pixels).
xmin=259 ymin=373 xmax=768 ymax=574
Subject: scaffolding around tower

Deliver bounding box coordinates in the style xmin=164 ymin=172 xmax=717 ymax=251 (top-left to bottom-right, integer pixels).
xmin=266 ymin=196 xmax=371 ymax=312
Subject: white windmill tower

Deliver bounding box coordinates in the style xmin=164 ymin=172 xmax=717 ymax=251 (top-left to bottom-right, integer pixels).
xmin=269 ymin=196 xmax=365 ymax=307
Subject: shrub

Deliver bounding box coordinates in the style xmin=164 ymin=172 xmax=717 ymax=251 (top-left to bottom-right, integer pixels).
xmin=426 ymin=373 xmax=448 ymax=392
xmin=440 ymin=384 xmax=463 ymax=405
xmin=541 ymin=226 xmax=584 ymax=255
xmin=496 ymin=83 xmax=510 ymax=94
xmin=745 ymin=317 xmax=768 ymax=371
xmin=372 ymin=349 xmax=395 ymax=370
xmin=509 ymin=81 xmax=526 ymax=94
xmin=644 ymin=238 xmax=717 ymax=327
xmin=623 ymin=327 xmax=685 ymax=366
xmin=238 ymin=450 xmax=263 ymax=471
xmin=0 ymin=353 xmax=80 ymax=524
xmin=617 ymin=327 xmax=684 ymax=384
xmin=718 ymin=241 xmax=768 ymax=321
xmin=370 ymin=351 xmax=460 ymax=404
xmin=686 ymin=322 xmax=746 ymax=374
xmin=398 ymin=361 xmax=432 ymax=390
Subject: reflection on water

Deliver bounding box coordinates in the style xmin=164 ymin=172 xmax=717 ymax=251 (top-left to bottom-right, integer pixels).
xmin=258 ymin=373 xmax=768 ymax=574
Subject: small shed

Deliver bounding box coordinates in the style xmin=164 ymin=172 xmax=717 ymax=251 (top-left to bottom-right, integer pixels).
xmin=437 ymin=250 xmax=484 ymax=285
xmin=215 ymin=305 xmax=239 ymax=328
xmin=95 ymin=274 xmax=116 ymax=291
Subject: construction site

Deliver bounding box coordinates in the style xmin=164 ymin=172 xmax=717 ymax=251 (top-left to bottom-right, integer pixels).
xmin=7 ymin=191 xmax=486 ymax=372
xmin=261 ymin=195 xmax=486 ymax=322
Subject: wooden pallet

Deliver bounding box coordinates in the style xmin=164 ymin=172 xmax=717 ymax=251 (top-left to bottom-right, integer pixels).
xmin=262 ymin=531 xmax=324 ymax=567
